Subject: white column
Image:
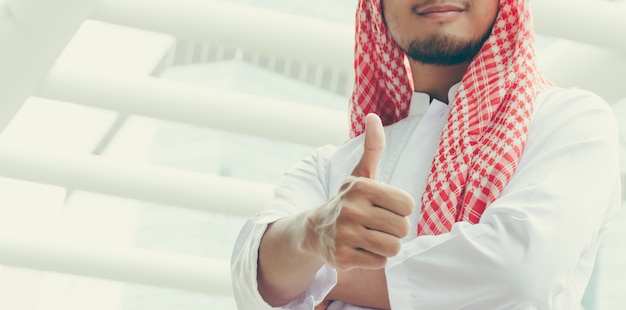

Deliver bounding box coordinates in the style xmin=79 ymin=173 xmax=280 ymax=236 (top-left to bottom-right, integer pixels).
xmin=0 ymin=0 xmax=99 ymax=133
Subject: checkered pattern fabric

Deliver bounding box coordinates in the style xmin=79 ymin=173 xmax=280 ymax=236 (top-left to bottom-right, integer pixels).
xmin=349 ymin=0 xmax=552 ymax=235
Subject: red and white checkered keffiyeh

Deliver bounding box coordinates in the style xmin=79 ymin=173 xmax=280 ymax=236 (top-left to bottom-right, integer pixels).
xmin=349 ymin=0 xmax=552 ymax=235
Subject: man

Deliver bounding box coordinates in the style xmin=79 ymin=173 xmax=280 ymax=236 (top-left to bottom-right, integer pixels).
xmin=231 ymin=0 xmax=621 ymax=309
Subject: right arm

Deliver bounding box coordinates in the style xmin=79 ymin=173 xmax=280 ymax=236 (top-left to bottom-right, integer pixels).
xmin=257 ymin=115 xmax=413 ymax=307
xmin=233 ymin=118 xmax=414 ymax=309
xmin=257 ymin=214 xmax=324 ymax=306
xmin=258 ymin=175 xmax=413 ymax=307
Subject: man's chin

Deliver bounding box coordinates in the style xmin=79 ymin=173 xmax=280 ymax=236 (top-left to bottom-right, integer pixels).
xmin=402 ymin=34 xmax=488 ymax=66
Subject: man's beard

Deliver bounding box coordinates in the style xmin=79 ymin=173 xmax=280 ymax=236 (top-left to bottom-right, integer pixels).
xmin=401 ymin=31 xmax=491 ymax=66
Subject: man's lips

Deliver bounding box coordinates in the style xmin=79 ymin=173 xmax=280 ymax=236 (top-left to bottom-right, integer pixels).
xmin=416 ymin=4 xmax=464 ymax=15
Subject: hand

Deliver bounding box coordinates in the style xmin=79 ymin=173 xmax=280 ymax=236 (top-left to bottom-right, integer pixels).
xmin=303 ymin=114 xmax=415 ymax=271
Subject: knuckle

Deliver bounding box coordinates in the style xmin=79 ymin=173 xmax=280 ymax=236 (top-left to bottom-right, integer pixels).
xmin=339 ymin=203 xmax=356 ymax=216
xmin=347 ymin=177 xmax=370 ymax=193
xmin=334 ymin=225 xmax=356 ymax=243
xmin=338 ymin=204 xmax=360 ymax=222
xmin=339 ymin=178 xmax=370 ymax=202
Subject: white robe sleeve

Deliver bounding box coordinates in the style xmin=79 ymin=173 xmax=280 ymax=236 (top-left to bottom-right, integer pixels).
xmin=386 ymin=90 xmax=622 ymax=309
xmin=231 ymin=145 xmax=339 ymax=310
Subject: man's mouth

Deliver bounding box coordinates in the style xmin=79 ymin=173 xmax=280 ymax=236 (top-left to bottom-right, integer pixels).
xmin=416 ymin=4 xmax=465 ymax=15
xmin=414 ymin=2 xmax=467 ymax=19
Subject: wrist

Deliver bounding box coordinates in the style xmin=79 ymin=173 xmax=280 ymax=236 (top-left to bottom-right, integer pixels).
xmin=298 ymin=210 xmax=323 ymax=257
xmin=301 ymin=205 xmax=339 ymax=267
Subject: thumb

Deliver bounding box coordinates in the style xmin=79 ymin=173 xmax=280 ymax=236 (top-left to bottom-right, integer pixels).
xmin=352 ymin=113 xmax=385 ymax=179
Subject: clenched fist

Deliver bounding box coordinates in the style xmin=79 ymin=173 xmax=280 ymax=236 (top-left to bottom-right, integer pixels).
xmin=302 ymin=114 xmax=415 ymax=271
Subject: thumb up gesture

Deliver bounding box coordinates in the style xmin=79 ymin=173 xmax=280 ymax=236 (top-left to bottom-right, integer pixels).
xmin=303 ymin=114 xmax=415 ymax=271
xmin=352 ymin=114 xmax=385 ymax=179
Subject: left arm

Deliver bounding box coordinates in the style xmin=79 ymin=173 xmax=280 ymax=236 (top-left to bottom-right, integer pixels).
xmin=325 ymin=91 xmax=622 ymax=309
xmin=326 ymin=269 xmax=390 ymax=310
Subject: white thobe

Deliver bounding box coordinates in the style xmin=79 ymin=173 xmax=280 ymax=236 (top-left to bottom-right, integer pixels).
xmin=231 ymin=85 xmax=622 ymax=310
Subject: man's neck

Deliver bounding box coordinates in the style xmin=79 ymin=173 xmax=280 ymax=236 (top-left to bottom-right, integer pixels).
xmin=409 ymin=60 xmax=470 ymax=104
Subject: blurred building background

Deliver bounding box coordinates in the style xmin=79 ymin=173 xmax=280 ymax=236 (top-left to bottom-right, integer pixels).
xmin=0 ymin=0 xmax=624 ymax=309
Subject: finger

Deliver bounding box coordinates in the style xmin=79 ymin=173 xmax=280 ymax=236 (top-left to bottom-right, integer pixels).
xmin=362 ymin=206 xmax=411 ymax=238
xmin=343 ymin=178 xmax=415 ymax=217
xmin=368 ymin=184 xmax=415 ymax=217
xmin=334 ymin=245 xmax=387 ymax=271
xmin=357 ymin=228 xmax=403 ymax=258
xmin=351 ymin=113 xmax=385 ymax=179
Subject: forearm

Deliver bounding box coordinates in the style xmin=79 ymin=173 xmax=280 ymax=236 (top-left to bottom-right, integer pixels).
xmin=258 ymin=213 xmax=325 ymax=307
xmin=327 ymin=268 xmax=390 ymax=310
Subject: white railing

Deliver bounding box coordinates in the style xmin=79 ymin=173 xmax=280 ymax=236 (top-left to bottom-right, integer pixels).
xmin=0 ymin=145 xmax=273 ymax=218
xmin=92 ymin=0 xmax=354 ymax=69
xmin=0 ymin=236 xmax=232 ymax=296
